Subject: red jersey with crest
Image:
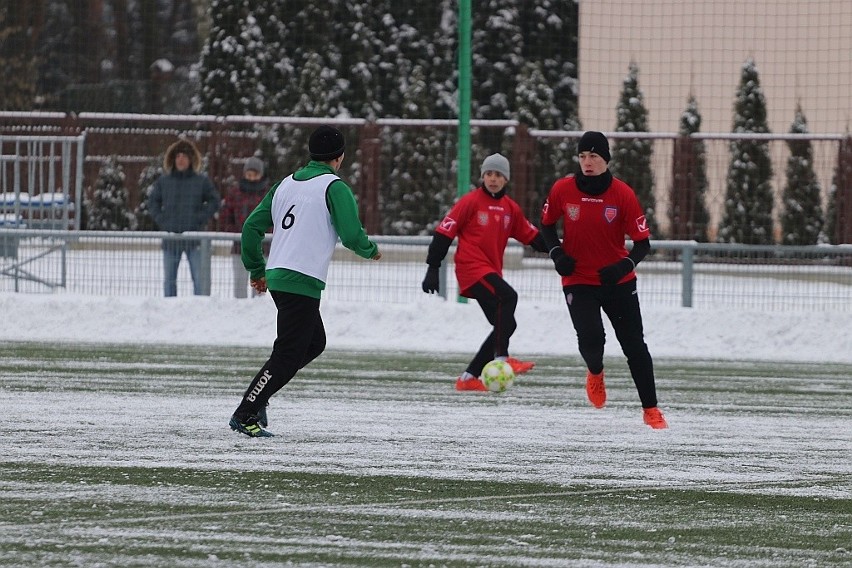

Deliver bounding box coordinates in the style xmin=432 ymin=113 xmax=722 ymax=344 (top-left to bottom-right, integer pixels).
xmin=541 ymin=175 xmax=650 ymax=286
xmin=435 ymin=186 xmax=540 ymax=296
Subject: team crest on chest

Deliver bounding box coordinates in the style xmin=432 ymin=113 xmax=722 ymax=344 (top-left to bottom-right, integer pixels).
xmin=566 ymin=204 xmax=580 ymax=221
xmin=477 ymin=212 xmax=489 ymax=226
xmin=604 ymin=206 xmax=618 ymax=223
xmin=502 ymin=214 xmax=511 ymax=229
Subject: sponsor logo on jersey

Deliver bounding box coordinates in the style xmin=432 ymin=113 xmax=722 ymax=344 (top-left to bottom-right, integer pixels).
xmin=567 ymin=205 xmax=580 ymax=221
xmin=604 ymin=206 xmax=618 ymax=223
xmin=477 ymin=212 xmax=489 ymax=226
xmin=636 ymin=215 xmax=648 ymax=232
xmin=439 ymin=216 xmax=457 ymax=232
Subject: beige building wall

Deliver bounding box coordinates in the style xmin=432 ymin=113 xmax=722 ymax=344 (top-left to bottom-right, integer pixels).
xmin=578 ymin=0 xmax=852 ymax=134
xmin=577 ymin=1 xmax=852 ymax=237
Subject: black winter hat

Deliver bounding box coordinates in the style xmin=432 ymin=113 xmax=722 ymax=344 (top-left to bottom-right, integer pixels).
xmin=578 ymin=131 xmax=611 ymax=162
xmin=309 ymin=125 xmax=345 ymax=161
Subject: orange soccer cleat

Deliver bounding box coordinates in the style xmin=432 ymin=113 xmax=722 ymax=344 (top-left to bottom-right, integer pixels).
xmin=505 ymin=357 xmax=535 ymax=375
xmin=455 ymin=376 xmax=488 ymax=391
xmin=643 ymin=406 xmax=669 ymax=429
xmin=585 ymin=371 xmax=607 ymax=408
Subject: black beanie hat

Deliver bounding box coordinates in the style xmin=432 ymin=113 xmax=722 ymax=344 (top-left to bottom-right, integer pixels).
xmin=309 ymin=125 xmax=345 ymax=161
xmin=578 ymin=131 xmax=611 ymax=162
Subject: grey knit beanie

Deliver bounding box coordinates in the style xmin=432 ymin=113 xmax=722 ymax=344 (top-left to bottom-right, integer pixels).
xmin=243 ymin=157 xmax=265 ymax=176
xmin=480 ymin=153 xmax=510 ymax=181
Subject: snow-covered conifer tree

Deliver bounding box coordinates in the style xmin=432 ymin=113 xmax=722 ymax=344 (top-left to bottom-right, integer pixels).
xmin=670 ymin=95 xmax=710 ymax=241
xmin=610 ymin=61 xmax=658 ymax=237
xmin=781 ymin=105 xmax=825 ymax=245
xmin=134 ymin=156 xmax=164 ymax=231
xmin=382 ymin=65 xmax=454 ymax=235
xmin=718 ymin=58 xmax=774 ymax=244
xmin=86 ymin=156 xmax=135 ymax=230
xmin=825 ymin=135 xmax=852 ymax=244
xmin=193 ymin=0 xmax=268 ymax=116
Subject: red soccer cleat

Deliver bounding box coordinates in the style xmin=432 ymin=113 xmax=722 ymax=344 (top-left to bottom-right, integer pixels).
xmin=643 ymin=406 xmax=669 ymax=429
xmin=455 ymin=376 xmax=488 ymax=391
xmin=586 ymin=371 xmax=607 ymax=408
xmin=505 ymin=357 xmax=535 ymax=375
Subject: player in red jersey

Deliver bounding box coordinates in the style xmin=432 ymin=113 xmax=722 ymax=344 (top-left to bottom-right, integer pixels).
xmin=422 ymin=153 xmax=548 ymax=391
xmin=540 ymin=132 xmax=667 ymax=429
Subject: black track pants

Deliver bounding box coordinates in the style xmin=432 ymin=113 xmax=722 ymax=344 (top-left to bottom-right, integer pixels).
xmin=563 ymin=279 xmax=658 ymax=408
xmin=234 ymin=291 xmax=326 ymax=418
xmin=465 ymin=273 xmax=519 ymax=377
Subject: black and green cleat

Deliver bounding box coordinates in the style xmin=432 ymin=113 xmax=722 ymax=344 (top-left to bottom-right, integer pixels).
xmin=229 ymin=415 xmax=274 ymax=438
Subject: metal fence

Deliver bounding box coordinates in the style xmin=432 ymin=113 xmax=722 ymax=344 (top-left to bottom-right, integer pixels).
xmin=2 ymin=113 xmax=850 ymax=243
xmin=0 ymin=135 xmax=86 ymax=230
xmin=1 ymin=229 xmax=850 ymax=312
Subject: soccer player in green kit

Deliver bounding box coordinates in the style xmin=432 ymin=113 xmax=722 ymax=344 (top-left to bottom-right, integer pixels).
xmin=230 ymin=125 xmax=381 ymax=437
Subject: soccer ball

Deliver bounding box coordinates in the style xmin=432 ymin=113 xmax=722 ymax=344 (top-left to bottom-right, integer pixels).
xmin=481 ymin=359 xmax=515 ymax=392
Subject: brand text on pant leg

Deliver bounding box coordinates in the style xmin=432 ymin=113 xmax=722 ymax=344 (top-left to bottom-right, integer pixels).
xmin=246 ymin=369 xmax=272 ymax=402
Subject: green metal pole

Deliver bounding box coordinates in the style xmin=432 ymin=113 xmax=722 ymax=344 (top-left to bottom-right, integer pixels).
xmin=456 ymin=0 xmax=472 ymax=304
xmin=457 ymin=0 xmax=472 ymax=199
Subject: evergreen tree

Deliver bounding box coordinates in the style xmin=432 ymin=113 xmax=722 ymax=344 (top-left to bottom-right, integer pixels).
xmin=134 ymin=156 xmax=164 ymax=231
xmin=191 ymin=0 xmax=582 ymax=236
xmin=718 ymin=58 xmax=774 ymax=244
xmin=258 ymin=52 xmax=345 ymax=180
xmin=339 ymin=1 xmax=391 ymax=120
xmin=781 ymin=105 xmax=825 ymax=245
xmin=85 ymin=156 xmax=135 ymax=230
xmin=470 ymin=0 xmax=523 ymax=153
xmin=514 ymin=61 xmax=566 ymax=212
xmin=35 ymin=1 xmax=73 ymax=109
xmin=194 ymin=0 xmax=267 ymax=115
xmin=383 ymin=3 xmax=444 ymax=119
xmin=609 ymin=61 xmax=658 ymax=237
xmin=670 ymin=95 xmax=710 ymax=241
xmin=430 ymin=0 xmax=460 ymax=120
xmin=519 ymin=0 xmax=580 ymax=132
xmin=826 ymin=135 xmax=852 ymax=244
xmin=382 ymin=65 xmax=454 ymax=235
xmin=266 ymin=1 xmax=345 ymax=116
xmin=0 ymin=4 xmax=39 ymax=109
xmin=471 ymin=0 xmax=522 ymax=122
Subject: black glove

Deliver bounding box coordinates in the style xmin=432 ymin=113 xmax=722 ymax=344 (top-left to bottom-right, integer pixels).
xmin=598 ymin=258 xmax=634 ymax=286
xmin=422 ymin=266 xmax=440 ymax=294
xmin=549 ymin=248 xmax=576 ymax=277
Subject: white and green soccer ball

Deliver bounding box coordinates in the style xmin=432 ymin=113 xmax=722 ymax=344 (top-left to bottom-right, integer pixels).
xmin=481 ymin=359 xmax=515 ymax=392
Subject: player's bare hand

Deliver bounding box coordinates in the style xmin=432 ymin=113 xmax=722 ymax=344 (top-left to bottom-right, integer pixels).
xmin=250 ymin=277 xmax=267 ymax=294
xmin=371 ymin=251 xmax=382 ymax=261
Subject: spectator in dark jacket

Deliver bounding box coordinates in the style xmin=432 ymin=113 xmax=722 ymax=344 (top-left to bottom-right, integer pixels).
xmin=149 ymin=139 xmax=220 ymax=297
xmin=220 ymin=157 xmax=270 ymax=298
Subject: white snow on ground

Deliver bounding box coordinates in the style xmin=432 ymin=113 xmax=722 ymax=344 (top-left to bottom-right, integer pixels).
xmin=2 ymin=292 xmax=851 ymax=363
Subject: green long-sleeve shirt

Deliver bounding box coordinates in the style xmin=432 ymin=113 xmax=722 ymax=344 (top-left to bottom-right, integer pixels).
xmin=241 ymin=161 xmax=378 ymax=299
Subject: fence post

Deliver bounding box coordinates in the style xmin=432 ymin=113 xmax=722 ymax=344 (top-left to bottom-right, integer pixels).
xmin=199 ymin=238 xmax=212 ymax=296
xmin=358 ymin=122 xmax=382 ymax=235
xmin=511 ymin=123 xmax=535 ymax=217
xmin=681 ymin=242 xmax=694 ymax=308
